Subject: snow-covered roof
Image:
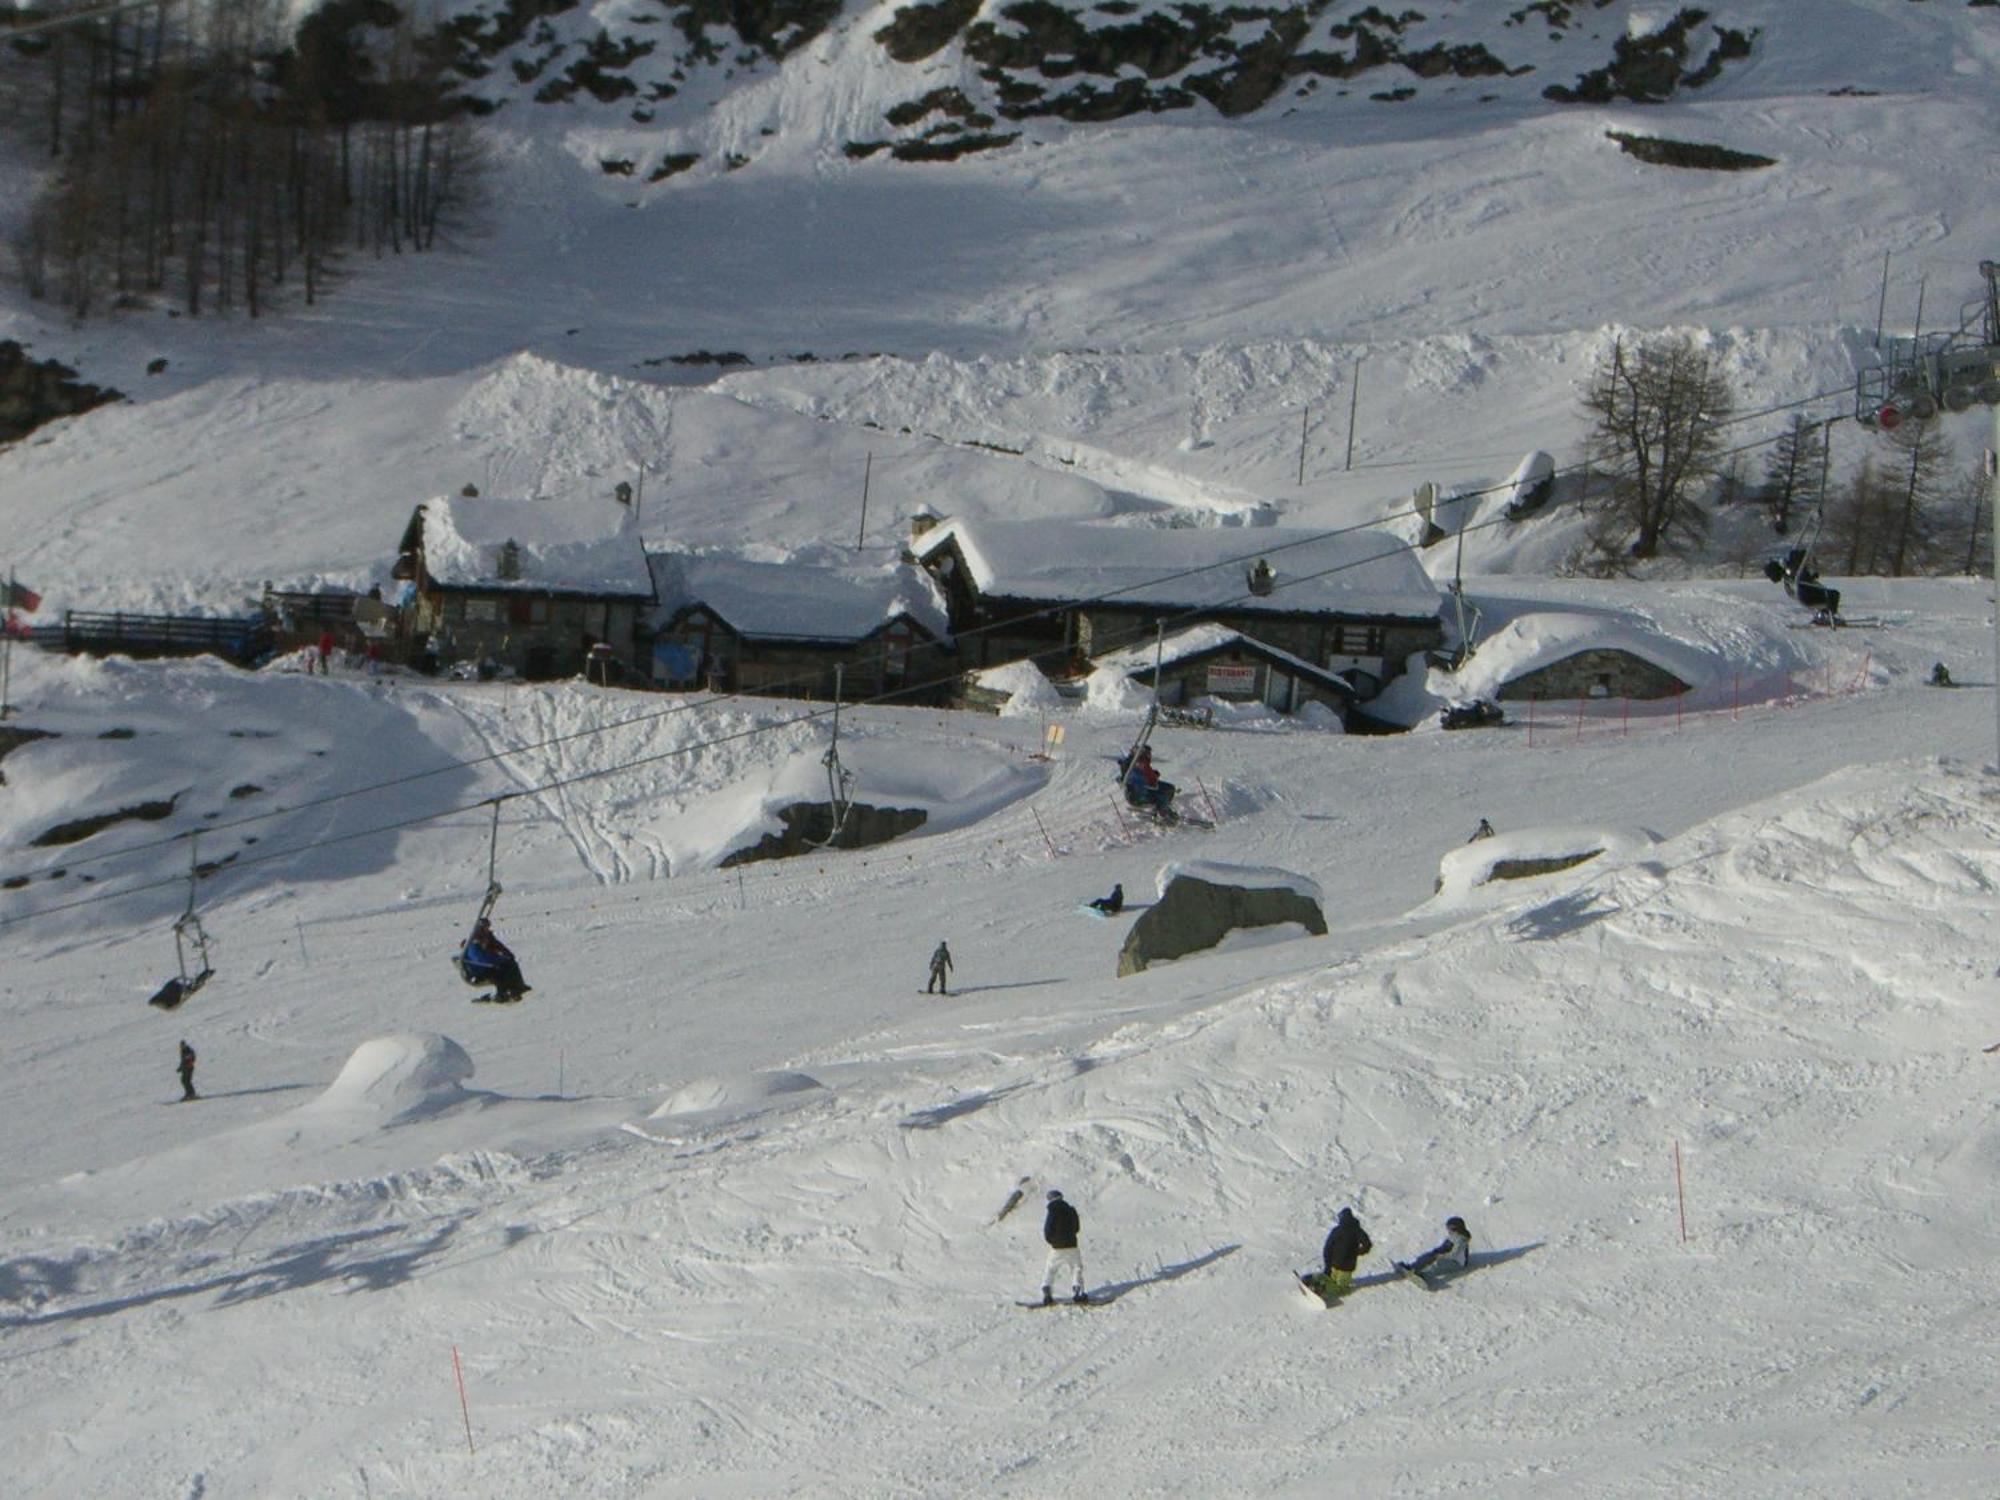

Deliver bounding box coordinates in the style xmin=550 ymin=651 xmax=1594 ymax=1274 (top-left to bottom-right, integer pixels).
xmin=1089 ymin=622 xmax=1355 ymax=692
xmin=650 ymin=552 xmax=950 ymax=643
xmin=914 ymin=518 xmax=1440 ymax=620
xmin=417 ymin=495 xmax=654 ymax=598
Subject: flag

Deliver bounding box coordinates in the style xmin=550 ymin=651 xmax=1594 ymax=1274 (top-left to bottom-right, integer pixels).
xmin=4 ymin=580 xmax=40 ymax=613
xmin=1 ymin=614 xmax=30 ymax=640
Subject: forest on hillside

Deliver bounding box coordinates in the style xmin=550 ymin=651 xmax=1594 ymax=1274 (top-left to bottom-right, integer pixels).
xmin=2 ymin=0 xmax=480 ymax=318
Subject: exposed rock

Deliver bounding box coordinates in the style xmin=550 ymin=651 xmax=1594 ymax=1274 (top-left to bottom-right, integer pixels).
xmin=32 ymin=794 xmax=180 ymax=848
xmin=1118 ymin=871 xmax=1325 ymax=976
xmin=719 ymin=801 xmax=928 ymax=865
xmin=1605 ymin=130 xmax=1774 ymax=171
xmin=876 ymin=0 xmax=984 ymax=63
xmin=0 ymin=342 xmax=123 ymax=445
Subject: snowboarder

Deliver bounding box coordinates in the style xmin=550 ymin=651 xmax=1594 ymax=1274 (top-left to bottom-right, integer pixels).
xmin=926 ymin=940 xmax=953 ymax=996
xmin=1395 ymin=1215 xmax=1472 ymax=1279
xmin=462 ymin=917 xmax=531 ymax=1002
xmin=1308 ymin=1205 xmax=1372 ymax=1299
xmin=1040 ymin=1189 xmax=1087 ymax=1305
xmin=177 ymin=1040 xmax=198 ymax=1102
xmin=1088 ymin=883 xmax=1125 ymax=915
xmin=1469 ymin=818 xmax=1495 ymax=842
xmin=1930 ymin=661 xmax=1954 ymax=688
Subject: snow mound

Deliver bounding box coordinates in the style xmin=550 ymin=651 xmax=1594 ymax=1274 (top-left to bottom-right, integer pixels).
xmin=308 ymin=1034 xmax=475 ymax=1124
xmin=1448 ymin=612 xmax=1724 ymax=701
xmin=1154 ymin=859 xmax=1322 ymax=902
xmin=1432 ymin=826 xmax=1659 ymax=904
xmin=648 ymin=1071 xmax=824 ymax=1124
xmin=972 ymin=659 xmax=1065 ymax=717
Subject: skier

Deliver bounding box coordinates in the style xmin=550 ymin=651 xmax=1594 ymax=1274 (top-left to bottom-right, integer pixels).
xmin=926 ymin=940 xmax=953 ymax=996
xmin=1468 ymin=817 xmax=1495 ymax=842
xmin=1040 ymin=1189 xmax=1087 ymax=1305
xmin=1088 ymin=883 xmax=1124 ymax=915
xmin=177 ymin=1040 xmax=198 ymax=1102
xmin=1395 ymin=1215 xmax=1472 ymax=1279
xmin=1308 ymin=1205 xmax=1372 ymax=1300
xmin=462 ymin=917 xmax=531 ymax=1002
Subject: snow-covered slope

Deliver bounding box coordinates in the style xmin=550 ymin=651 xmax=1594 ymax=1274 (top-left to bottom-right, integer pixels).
xmin=1 ymin=584 xmax=1997 ymax=1496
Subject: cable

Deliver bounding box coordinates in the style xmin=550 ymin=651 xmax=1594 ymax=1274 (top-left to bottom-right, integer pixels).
xmin=0 ymin=375 xmax=1868 ymax=923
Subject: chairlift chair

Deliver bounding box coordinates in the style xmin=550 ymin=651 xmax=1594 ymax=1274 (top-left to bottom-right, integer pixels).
xmin=149 ymin=841 xmax=215 ymax=1010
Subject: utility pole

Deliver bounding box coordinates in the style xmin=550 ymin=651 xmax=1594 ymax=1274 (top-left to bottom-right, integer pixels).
xmin=1344 ymin=356 xmax=1364 ymax=472
xmin=1297 ymin=406 xmax=1308 ymax=487
xmin=856 ymin=453 xmax=872 ymax=553
xmin=1991 ymin=410 xmax=2000 ymax=773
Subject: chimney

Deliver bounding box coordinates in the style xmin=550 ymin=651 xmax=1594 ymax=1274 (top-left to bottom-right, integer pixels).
xmin=909 ymin=505 xmax=941 ymax=542
xmin=497 ymin=539 xmax=522 ymax=580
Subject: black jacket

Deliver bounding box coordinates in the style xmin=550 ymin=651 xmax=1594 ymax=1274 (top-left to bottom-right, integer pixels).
xmin=1322 ymin=1211 xmax=1371 ymax=1273
xmin=1043 ymin=1198 xmax=1080 ymax=1249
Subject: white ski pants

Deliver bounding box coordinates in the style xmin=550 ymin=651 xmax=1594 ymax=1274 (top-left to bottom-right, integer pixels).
xmin=1043 ymin=1246 xmax=1084 ymax=1296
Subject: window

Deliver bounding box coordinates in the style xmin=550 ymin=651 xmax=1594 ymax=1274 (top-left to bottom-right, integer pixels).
xmin=1330 ymin=623 xmax=1384 ymax=657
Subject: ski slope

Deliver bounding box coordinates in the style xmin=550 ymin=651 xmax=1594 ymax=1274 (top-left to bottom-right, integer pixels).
xmin=2 ymin=580 xmax=1997 ymax=1496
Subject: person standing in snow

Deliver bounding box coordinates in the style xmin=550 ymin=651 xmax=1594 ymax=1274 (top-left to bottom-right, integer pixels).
xmin=1040 ymin=1189 xmax=1087 ymax=1305
xmin=926 ymin=941 xmax=953 ymax=996
xmin=1314 ymin=1205 xmax=1371 ymax=1298
xmin=178 ymin=1040 xmax=198 ymax=1102
xmin=317 ymin=628 xmax=336 ymax=675
xmin=1396 ymin=1216 xmax=1472 ymax=1279
xmin=1469 ymin=818 xmax=1495 ymax=842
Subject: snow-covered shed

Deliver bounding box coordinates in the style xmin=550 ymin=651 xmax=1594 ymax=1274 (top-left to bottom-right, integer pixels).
xmin=1457 ymin=614 xmax=1706 ymax=703
xmin=1091 ymin=623 xmax=1358 ymax=721
xmin=912 ymin=517 xmax=1441 ymax=695
xmin=647 ymin=552 xmax=954 ymax=702
xmin=395 ymin=493 xmax=655 ymax=680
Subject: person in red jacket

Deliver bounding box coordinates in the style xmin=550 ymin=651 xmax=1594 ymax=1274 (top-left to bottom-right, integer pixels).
xmin=317 ymin=629 xmax=336 ymax=674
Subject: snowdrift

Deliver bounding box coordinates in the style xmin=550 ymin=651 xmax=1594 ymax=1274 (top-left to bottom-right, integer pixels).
xmin=1432 ymin=826 xmax=1660 ymax=905
xmin=306 ymin=1034 xmax=476 ymax=1126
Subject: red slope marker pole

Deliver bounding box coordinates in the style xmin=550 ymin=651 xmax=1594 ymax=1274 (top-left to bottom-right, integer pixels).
xmin=1674 ymin=1141 xmax=1688 ymax=1245
xmin=1031 ymin=805 xmax=1058 ymax=859
xmin=453 ymin=1346 xmax=475 ymax=1455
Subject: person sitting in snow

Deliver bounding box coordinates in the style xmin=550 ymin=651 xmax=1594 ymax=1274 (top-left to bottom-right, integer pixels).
xmin=1088 ymin=883 xmax=1125 ymax=915
xmin=462 ymin=917 xmax=531 ymax=1002
xmin=1395 ymin=1215 xmax=1472 ymax=1280
xmin=1469 ymin=818 xmax=1495 ymax=843
xmin=1930 ymin=662 xmax=1954 ymax=688
xmin=1122 ymin=746 xmax=1177 ymax=819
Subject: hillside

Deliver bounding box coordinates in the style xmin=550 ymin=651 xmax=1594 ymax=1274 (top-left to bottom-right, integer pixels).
xmin=2 ymin=2 xmax=2000 ymax=1494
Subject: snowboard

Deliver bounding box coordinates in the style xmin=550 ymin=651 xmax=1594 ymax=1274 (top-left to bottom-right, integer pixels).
xmin=1296 ymin=1271 xmax=1342 ymax=1307
xmin=1016 ymin=1293 xmax=1104 ymax=1309
xmin=1394 ymin=1261 xmax=1440 ymax=1291
xmin=1077 ymin=904 xmax=1121 ymax=920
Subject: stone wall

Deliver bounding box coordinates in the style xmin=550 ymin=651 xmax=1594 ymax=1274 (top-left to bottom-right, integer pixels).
xmin=1499 ymin=649 xmax=1688 ymax=703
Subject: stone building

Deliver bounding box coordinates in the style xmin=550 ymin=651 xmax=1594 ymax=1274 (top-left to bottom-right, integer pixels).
xmin=394 ymin=493 xmax=655 ymax=680
xmin=1496 ymin=646 xmax=1691 ymax=702
xmin=647 ymin=552 xmax=954 ymax=702
xmin=1092 ymin=624 xmax=1358 ymax=722
xmin=911 ymin=516 xmax=1441 ymax=700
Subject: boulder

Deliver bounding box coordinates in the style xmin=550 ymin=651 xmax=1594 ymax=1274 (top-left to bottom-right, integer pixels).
xmin=1118 ymin=862 xmax=1325 ymax=976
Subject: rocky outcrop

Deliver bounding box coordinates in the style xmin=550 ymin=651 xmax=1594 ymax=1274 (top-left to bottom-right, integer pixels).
xmin=1118 ymin=871 xmax=1325 ymax=976
xmin=719 ymin=800 xmax=928 ymax=865
xmin=0 ymin=342 xmax=122 ymax=444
